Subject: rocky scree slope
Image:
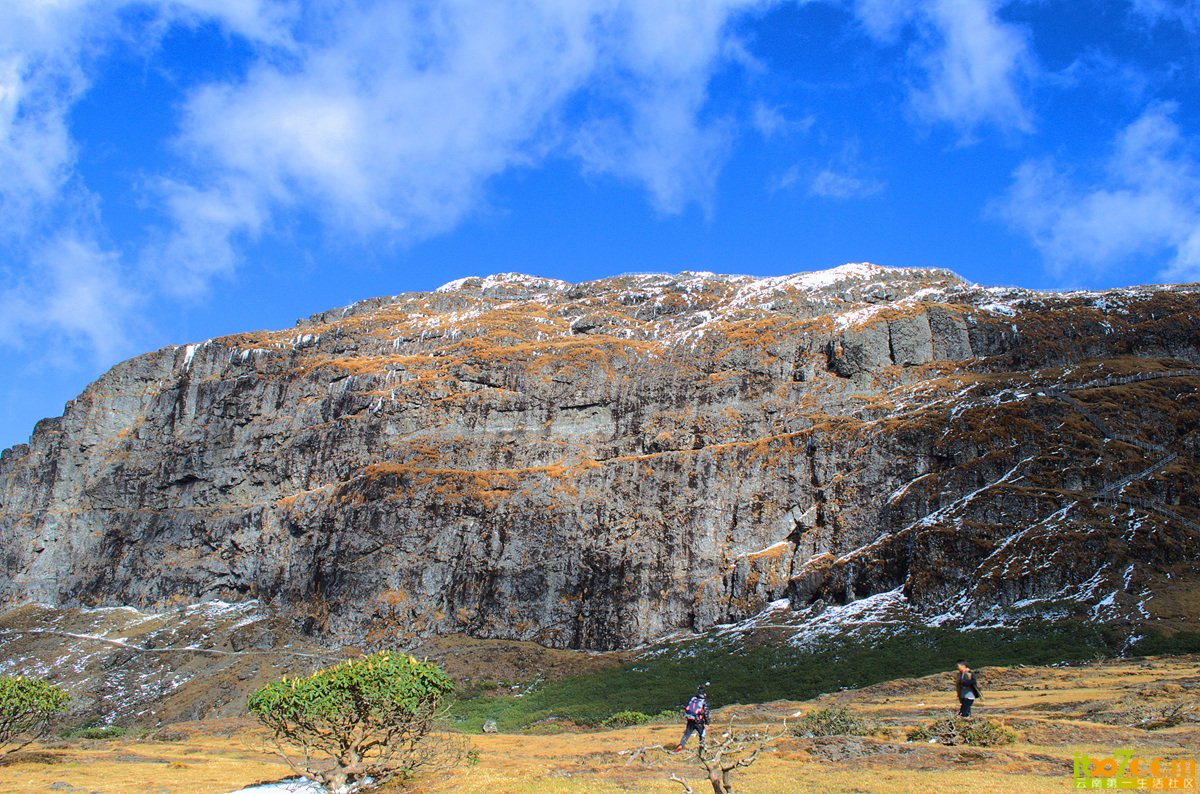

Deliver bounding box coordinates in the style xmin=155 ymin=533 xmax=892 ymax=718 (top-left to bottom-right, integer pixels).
xmin=1 ymin=264 xmax=1197 ymax=651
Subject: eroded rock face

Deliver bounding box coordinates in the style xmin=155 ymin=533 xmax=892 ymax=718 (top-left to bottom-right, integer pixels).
xmin=1 ymin=265 xmax=1198 ymax=650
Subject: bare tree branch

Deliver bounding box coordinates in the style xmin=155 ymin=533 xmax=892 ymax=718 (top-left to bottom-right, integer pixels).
xmin=668 ymin=773 xmax=697 ymax=793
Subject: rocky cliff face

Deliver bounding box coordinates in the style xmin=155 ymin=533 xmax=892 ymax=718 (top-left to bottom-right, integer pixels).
xmin=2 ymin=264 xmax=1198 ymax=651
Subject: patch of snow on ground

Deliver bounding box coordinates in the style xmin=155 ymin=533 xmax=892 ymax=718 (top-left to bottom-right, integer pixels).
xmin=788 ymin=587 xmax=909 ymax=646
xmin=979 ymin=301 xmax=1016 ymax=317
xmin=834 ymin=304 xmax=886 ymax=330
xmin=711 ymin=598 xmax=793 ymax=637
xmin=187 ymin=599 xmax=259 ymax=618
xmin=226 ymin=779 xmax=327 ymax=794
xmin=1091 ymin=591 xmax=1117 ymax=619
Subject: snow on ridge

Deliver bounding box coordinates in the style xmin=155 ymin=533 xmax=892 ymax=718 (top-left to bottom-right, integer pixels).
xmin=978 ymin=301 xmax=1017 ymax=317
xmin=785 ymin=261 xmax=886 ymax=289
xmin=438 ymin=263 xmax=940 ymax=299
xmin=727 ymin=262 xmax=883 ymax=303
xmin=435 ymin=276 xmax=476 ymax=293
xmin=435 ymin=272 xmax=571 ymax=293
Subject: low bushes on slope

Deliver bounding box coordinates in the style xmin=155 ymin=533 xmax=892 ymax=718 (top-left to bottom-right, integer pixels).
xmin=450 ymin=621 xmax=1200 ymax=733
xmin=908 ymin=716 xmax=1015 ymax=746
xmin=791 ymin=707 xmax=877 ymax=737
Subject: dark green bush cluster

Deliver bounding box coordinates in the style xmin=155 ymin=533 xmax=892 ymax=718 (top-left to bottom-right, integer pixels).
xmin=791 ymin=706 xmax=876 ymax=737
xmin=601 ymin=710 xmax=653 ymax=728
xmin=450 ymin=620 xmax=1141 ymax=731
xmin=908 ymin=716 xmax=1015 ymax=746
xmin=60 ymin=723 xmax=127 ymax=740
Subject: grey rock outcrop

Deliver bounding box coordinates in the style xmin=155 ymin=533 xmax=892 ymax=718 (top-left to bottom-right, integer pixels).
xmin=1 ymin=265 xmax=1197 ymax=651
xmin=887 ymin=314 xmax=933 ymax=366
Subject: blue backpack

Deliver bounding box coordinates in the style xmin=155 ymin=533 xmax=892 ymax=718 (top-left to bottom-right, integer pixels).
xmin=684 ymin=695 xmax=707 ymax=721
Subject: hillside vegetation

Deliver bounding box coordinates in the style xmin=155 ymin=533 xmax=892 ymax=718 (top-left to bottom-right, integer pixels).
xmin=0 ymin=653 xmax=1195 ymax=793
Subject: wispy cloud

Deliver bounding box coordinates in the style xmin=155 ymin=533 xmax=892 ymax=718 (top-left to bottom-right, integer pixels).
xmin=995 ymin=104 xmax=1200 ymax=283
xmin=0 ymin=0 xmax=293 ymax=361
xmin=151 ymin=1 xmax=765 ymax=291
xmin=4 ymin=0 xmax=766 ymax=350
xmin=0 ymin=2 xmax=96 ymax=238
xmin=751 ymin=101 xmax=814 ymax=140
xmin=808 ymin=168 xmax=884 ymax=199
xmin=772 ymin=138 xmax=884 ymax=200
xmin=0 ymin=0 xmax=290 ymax=240
xmin=0 ymin=234 xmax=138 ymax=364
xmin=1129 ymin=0 xmax=1200 ymax=31
xmin=853 ymin=0 xmax=1036 ymax=134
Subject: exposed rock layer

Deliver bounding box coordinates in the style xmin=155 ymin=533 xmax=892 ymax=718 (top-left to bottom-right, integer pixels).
xmin=2 ymin=265 xmax=1198 ymax=650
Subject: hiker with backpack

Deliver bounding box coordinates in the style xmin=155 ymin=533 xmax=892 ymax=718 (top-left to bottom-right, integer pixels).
xmin=675 ymin=685 xmax=709 ymax=752
xmin=955 ymin=659 xmax=981 ymax=717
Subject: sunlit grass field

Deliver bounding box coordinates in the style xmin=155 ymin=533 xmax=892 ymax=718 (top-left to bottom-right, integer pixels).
xmin=2 ymin=653 xmax=1196 ymax=794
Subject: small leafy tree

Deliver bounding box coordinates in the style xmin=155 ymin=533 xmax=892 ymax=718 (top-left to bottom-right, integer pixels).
xmin=0 ymin=675 xmax=70 ymax=760
xmin=248 ymin=652 xmax=457 ymax=792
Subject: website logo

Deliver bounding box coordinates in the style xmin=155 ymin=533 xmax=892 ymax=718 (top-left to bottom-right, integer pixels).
xmin=1075 ymin=750 xmax=1196 ymax=790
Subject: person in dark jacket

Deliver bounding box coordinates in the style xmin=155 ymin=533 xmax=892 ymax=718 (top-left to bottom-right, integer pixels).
xmin=674 ymin=686 xmax=709 ymax=752
xmin=955 ymin=659 xmax=981 ymax=717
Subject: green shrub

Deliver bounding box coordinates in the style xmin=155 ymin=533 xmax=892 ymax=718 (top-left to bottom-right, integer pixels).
xmin=601 ymin=710 xmax=653 ymax=728
xmin=450 ymin=620 xmax=1130 ymax=731
xmin=908 ymin=716 xmax=1015 ymax=746
xmin=792 ymin=706 xmax=876 ymax=737
xmin=60 ymin=724 xmax=127 ymax=740
xmin=248 ymin=652 xmax=458 ymax=791
xmin=0 ymin=676 xmax=70 ymax=759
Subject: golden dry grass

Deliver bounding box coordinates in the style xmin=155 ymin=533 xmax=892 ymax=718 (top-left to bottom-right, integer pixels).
xmin=2 ymin=655 xmax=1196 ymax=793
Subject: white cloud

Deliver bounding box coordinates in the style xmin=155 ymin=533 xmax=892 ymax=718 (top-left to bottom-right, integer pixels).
xmin=853 ymin=0 xmax=916 ymax=41
xmin=161 ymin=0 xmax=298 ymax=45
xmin=1129 ymin=0 xmax=1200 ymax=31
xmin=0 ymin=0 xmax=772 ymax=357
xmin=146 ymin=179 xmax=269 ymax=297
xmin=853 ymin=0 xmax=1036 ymax=134
xmin=0 ymin=0 xmax=291 ymax=239
xmin=996 ymin=104 xmax=1200 ymax=283
xmin=1 ymin=0 xmax=1045 ymax=320
xmin=0 ymin=0 xmax=291 ymax=357
xmin=0 ymin=1 xmax=96 ymax=236
xmin=751 ymin=101 xmax=814 ymax=139
xmin=152 ymin=0 xmax=764 ymax=287
xmin=809 ymin=168 xmax=884 ymax=199
xmin=916 ymin=0 xmax=1035 ymax=132
xmin=772 ymin=138 xmax=884 ymax=200
xmin=0 ymin=235 xmax=137 ymax=363
xmin=572 ymin=0 xmax=764 ymax=214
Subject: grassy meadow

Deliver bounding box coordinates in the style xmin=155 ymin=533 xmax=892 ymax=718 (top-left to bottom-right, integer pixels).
xmin=0 ymin=652 xmax=1195 ymax=793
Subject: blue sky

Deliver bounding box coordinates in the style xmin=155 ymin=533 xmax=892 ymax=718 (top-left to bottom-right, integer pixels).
xmin=1 ymin=0 xmax=1198 ymax=449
